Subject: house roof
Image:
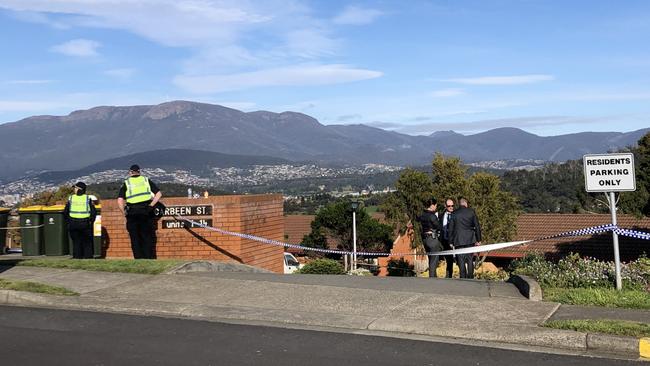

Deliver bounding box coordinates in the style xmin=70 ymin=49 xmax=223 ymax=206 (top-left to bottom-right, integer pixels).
xmin=490 ymin=213 xmax=650 ymax=261
xmin=283 ymin=213 xmax=386 ymax=254
xmin=284 ymin=213 xmax=650 ymax=261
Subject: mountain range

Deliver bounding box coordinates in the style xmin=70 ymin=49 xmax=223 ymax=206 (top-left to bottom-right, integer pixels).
xmin=31 ymin=149 xmax=292 ymax=184
xmin=0 ymin=100 xmax=647 ymax=181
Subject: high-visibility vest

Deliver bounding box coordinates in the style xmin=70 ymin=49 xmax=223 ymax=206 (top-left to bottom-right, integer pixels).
xmin=69 ymin=194 xmax=91 ymax=219
xmin=125 ymin=176 xmax=153 ymax=204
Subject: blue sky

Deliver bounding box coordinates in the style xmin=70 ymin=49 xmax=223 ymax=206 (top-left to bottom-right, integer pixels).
xmin=0 ymin=0 xmax=649 ymax=136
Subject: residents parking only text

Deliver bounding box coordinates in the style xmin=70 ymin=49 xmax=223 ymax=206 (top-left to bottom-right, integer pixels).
xmin=583 ymin=153 xmax=636 ymax=192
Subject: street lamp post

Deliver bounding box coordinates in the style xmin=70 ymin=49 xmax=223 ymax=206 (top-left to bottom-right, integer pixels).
xmin=350 ymin=200 xmax=360 ymax=271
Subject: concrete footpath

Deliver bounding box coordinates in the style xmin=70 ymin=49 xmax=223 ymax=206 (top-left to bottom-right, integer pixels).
xmin=0 ymin=262 xmax=648 ymax=361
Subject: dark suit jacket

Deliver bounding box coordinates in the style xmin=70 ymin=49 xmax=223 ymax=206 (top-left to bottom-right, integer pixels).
xmin=448 ymin=206 xmax=482 ymax=247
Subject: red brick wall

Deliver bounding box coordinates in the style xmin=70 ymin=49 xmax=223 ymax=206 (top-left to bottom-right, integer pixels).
xmin=101 ymin=194 xmax=284 ymax=273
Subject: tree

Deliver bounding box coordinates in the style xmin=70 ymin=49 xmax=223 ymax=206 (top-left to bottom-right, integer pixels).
xmin=381 ymin=168 xmax=433 ymax=248
xmin=383 ymin=155 xmax=520 ymax=252
xmin=618 ymin=132 xmax=650 ymax=217
xmin=468 ymin=172 xmax=519 ymax=243
xmin=302 ymin=200 xmax=394 ymax=255
xmin=431 ymin=153 xmax=470 ymax=201
xmin=21 ymin=185 xmax=75 ymax=206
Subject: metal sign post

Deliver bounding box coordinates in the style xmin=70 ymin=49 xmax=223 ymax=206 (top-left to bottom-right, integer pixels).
xmin=583 ymin=153 xmax=636 ymax=291
xmin=352 ymin=210 xmax=357 ymax=271
xmin=606 ymin=192 xmax=623 ymax=290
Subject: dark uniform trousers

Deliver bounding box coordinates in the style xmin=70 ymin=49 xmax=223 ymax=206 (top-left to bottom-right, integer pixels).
xmin=423 ymin=233 xmax=443 ymax=278
xmin=440 ymin=237 xmax=454 ymax=278
xmin=69 ymin=219 xmax=93 ymax=259
xmin=456 ymin=248 xmax=474 ymax=279
xmin=126 ymin=212 xmax=156 ymax=259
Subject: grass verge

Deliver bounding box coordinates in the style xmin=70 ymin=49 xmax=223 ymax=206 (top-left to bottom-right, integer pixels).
xmin=545 ymin=319 xmax=650 ymax=338
xmin=16 ymin=258 xmax=185 ymax=275
xmin=0 ymin=278 xmax=78 ymax=296
xmin=543 ymin=287 xmax=650 ymax=309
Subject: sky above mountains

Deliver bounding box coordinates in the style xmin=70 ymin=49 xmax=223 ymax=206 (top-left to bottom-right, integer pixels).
xmin=1 ymin=0 xmax=649 ymax=136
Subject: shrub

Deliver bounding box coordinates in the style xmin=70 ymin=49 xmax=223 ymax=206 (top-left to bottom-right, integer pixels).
xmin=348 ymin=268 xmax=374 ymax=276
xmin=297 ymin=259 xmax=345 ymax=275
xmin=387 ymin=258 xmax=415 ymax=277
xmin=510 ymin=252 xmax=650 ymax=290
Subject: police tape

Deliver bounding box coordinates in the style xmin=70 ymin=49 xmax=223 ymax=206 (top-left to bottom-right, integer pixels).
xmin=0 ymin=224 xmax=44 ymax=230
xmin=614 ymin=227 xmax=650 ymax=240
xmin=174 ymin=216 xmax=640 ymax=257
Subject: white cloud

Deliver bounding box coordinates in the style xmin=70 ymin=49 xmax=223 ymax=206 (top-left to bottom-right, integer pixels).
xmin=8 ymin=10 xmax=69 ymax=29
xmin=51 ymin=39 xmax=100 ymax=57
xmin=333 ymin=6 xmax=383 ymax=25
xmin=444 ymin=74 xmax=554 ymax=85
xmin=393 ymin=115 xmax=613 ymax=135
xmin=104 ymin=68 xmax=136 ymax=80
xmin=174 ymin=64 xmax=383 ymax=93
xmin=430 ymin=88 xmax=464 ymax=97
xmin=0 ymin=1 xmax=383 ymax=92
xmin=562 ymin=92 xmax=650 ymax=101
xmin=5 ymin=79 xmax=54 ymax=84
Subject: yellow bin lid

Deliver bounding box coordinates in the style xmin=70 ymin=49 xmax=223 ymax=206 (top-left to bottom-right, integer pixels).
xmin=18 ymin=205 xmax=44 ymax=213
xmin=0 ymin=207 xmax=10 ymax=213
xmin=42 ymin=205 xmax=66 ymax=212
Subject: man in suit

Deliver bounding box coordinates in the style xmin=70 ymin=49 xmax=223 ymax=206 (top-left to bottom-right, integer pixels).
xmin=448 ymin=197 xmax=482 ymax=279
xmin=417 ymin=198 xmax=442 ymax=278
xmin=440 ymin=198 xmax=455 ymax=278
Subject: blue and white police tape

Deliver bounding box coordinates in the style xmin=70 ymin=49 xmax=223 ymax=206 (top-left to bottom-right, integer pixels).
xmin=614 ymin=227 xmax=650 ymax=240
xmin=174 ymin=216 xmax=634 ymax=257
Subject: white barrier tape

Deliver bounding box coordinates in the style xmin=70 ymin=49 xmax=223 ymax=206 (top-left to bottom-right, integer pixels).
xmin=431 ymin=241 xmax=531 ymax=256
xmin=0 ymin=225 xmax=44 ymax=230
xmin=174 ymin=216 xmax=624 ymax=257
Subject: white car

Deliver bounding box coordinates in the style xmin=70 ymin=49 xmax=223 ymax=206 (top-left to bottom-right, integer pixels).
xmin=283 ymin=252 xmax=303 ymax=274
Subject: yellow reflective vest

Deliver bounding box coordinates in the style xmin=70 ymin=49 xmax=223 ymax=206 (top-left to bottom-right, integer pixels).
xmin=68 ymin=194 xmax=91 ymax=219
xmin=125 ymin=176 xmax=153 ymax=204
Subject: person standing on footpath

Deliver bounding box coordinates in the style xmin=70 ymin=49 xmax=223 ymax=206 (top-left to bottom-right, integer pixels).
xmin=448 ymin=197 xmax=482 ymax=279
xmin=417 ymin=198 xmax=443 ymax=278
xmin=64 ymin=182 xmax=96 ymax=259
xmin=117 ymin=164 xmax=162 ymax=259
xmin=440 ymin=198 xmax=455 ymax=278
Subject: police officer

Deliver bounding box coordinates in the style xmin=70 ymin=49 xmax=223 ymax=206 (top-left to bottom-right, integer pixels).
xmin=64 ymin=182 xmax=97 ymax=259
xmin=417 ymin=198 xmax=442 ymax=278
xmin=117 ymin=165 xmax=162 ymax=259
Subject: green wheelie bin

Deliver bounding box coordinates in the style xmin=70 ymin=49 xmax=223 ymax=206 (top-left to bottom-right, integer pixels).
xmin=18 ymin=206 xmax=44 ymax=256
xmin=0 ymin=208 xmax=10 ymax=254
xmin=42 ymin=205 xmax=70 ymax=256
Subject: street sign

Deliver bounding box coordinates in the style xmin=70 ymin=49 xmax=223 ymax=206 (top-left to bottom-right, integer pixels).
xmin=583 ymin=153 xmax=636 ymax=192
xmin=162 ymin=219 xmax=212 ymax=229
xmin=163 ymin=205 xmax=212 ymax=217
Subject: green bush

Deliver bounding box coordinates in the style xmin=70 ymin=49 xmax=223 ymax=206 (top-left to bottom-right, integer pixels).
xmin=510 ymin=252 xmax=650 ymax=290
xmin=387 ymin=258 xmax=415 ymax=277
xmin=297 ymin=259 xmax=345 ymax=275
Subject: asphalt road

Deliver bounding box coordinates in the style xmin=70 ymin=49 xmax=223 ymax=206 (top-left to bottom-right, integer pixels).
xmin=0 ymin=306 xmax=639 ymax=366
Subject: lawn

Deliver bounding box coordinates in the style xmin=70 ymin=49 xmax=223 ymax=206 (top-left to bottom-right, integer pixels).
xmin=545 ymin=319 xmax=650 ymax=338
xmin=542 ymin=287 xmax=650 ymax=310
xmin=0 ymin=278 xmax=78 ymax=296
xmin=16 ymin=258 xmax=185 ymax=275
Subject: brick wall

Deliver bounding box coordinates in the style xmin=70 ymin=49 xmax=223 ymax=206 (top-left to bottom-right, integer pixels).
xmin=101 ymin=194 xmax=284 ymax=273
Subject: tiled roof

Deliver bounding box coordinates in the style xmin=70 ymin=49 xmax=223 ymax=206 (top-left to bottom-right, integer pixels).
xmin=283 ymin=213 xmax=387 ymax=254
xmin=284 ymin=213 xmax=650 ymax=261
xmin=490 ymin=213 xmax=650 ymax=261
